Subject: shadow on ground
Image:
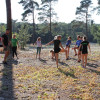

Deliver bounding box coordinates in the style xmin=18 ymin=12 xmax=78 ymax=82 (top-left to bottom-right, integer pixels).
xmin=58 ymin=68 xmax=77 ymax=78
xmin=0 ymin=56 xmax=18 ymax=100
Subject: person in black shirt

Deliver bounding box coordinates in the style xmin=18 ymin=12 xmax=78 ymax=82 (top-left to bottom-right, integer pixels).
xmin=2 ymin=29 xmax=10 ymax=64
xmin=46 ymin=35 xmax=67 ymax=67
xmin=79 ymin=36 xmax=91 ymax=68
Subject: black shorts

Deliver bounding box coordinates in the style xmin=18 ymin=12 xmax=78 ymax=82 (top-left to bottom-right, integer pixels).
xmin=54 ymin=48 xmax=61 ymax=53
xmin=82 ymin=50 xmax=88 ymax=54
xmin=66 ymin=45 xmax=70 ymax=48
xmin=0 ymin=45 xmax=3 ymax=47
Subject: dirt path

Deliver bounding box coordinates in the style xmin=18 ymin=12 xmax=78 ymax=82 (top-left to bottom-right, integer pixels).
xmin=0 ymin=46 xmax=100 ymax=100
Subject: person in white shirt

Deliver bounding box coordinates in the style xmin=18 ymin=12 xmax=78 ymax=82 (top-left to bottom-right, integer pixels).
xmin=34 ymin=37 xmax=42 ymax=59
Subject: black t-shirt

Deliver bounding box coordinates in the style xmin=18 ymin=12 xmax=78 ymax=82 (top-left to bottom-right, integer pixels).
xmin=2 ymin=34 xmax=9 ymax=46
xmin=54 ymin=40 xmax=61 ymax=49
xmin=81 ymin=41 xmax=89 ymax=52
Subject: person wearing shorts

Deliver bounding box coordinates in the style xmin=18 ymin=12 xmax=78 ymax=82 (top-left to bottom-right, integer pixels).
xmin=34 ymin=37 xmax=42 ymax=59
xmin=46 ymin=35 xmax=67 ymax=68
xmin=65 ymin=36 xmax=71 ymax=59
xmin=77 ymin=37 xmax=83 ymax=62
xmin=79 ymin=36 xmax=91 ymax=68
xmin=73 ymin=35 xmax=80 ymax=56
xmin=2 ymin=29 xmax=10 ymax=64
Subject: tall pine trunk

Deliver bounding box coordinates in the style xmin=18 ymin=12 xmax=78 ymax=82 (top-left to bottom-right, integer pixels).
xmin=49 ymin=1 xmax=52 ymax=41
xmin=6 ymin=0 xmax=12 ymax=40
xmin=85 ymin=8 xmax=88 ymax=38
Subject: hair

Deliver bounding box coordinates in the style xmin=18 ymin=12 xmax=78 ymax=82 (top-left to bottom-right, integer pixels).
xmin=83 ymin=36 xmax=87 ymax=41
xmin=37 ymin=37 xmax=41 ymax=41
xmin=57 ymin=35 xmax=62 ymax=39
xmin=68 ymin=36 xmax=71 ymax=39
xmin=77 ymin=35 xmax=80 ymax=38
xmin=13 ymin=34 xmax=16 ymax=37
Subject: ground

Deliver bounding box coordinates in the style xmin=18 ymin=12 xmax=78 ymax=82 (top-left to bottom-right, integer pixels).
xmin=0 ymin=44 xmax=100 ymax=100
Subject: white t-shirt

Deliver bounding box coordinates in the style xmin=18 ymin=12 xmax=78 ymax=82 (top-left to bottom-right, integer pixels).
xmin=37 ymin=41 xmax=42 ymax=47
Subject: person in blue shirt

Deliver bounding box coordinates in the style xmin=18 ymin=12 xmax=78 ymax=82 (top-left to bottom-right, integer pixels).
xmin=73 ymin=35 xmax=80 ymax=56
xmin=65 ymin=36 xmax=71 ymax=60
xmin=78 ymin=36 xmax=83 ymax=62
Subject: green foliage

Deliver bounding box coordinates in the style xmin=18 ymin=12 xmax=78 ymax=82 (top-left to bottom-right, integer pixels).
xmin=19 ymin=0 xmax=39 ymax=21
xmin=91 ymin=25 xmax=100 ymax=44
xmin=17 ymin=24 xmax=31 ymax=49
xmin=0 ymin=24 xmax=6 ymax=36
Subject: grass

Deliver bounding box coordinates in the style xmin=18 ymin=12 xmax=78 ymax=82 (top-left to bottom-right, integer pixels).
xmin=0 ymin=45 xmax=100 ymax=100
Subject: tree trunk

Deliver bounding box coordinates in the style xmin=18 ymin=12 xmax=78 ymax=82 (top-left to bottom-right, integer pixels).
xmin=85 ymin=8 xmax=88 ymax=37
xmin=32 ymin=2 xmax=36 ymax=43
xmin=5 ymin=0 xmax=12 ymax=40
xmin=49 ymin=1 xmax=52 ymax=41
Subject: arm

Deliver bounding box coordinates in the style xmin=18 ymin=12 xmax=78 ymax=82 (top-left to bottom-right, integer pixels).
xmin=1 ymin=37 xmax=5 ymax=48
xmin=45 ymin=40 xmax=54 ymax=46
xmin=60 ymin=43 xmax=64 ymax=50
xmin=79 ymin=44 xmax=82 ymax=50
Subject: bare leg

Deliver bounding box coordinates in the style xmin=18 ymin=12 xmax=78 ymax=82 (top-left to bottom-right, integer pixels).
xmin=74 ymin=47 xmax=78 ymax=55
xmin=82 ymin=54 xmax=84 ymax=67
xmin=78 ymin=50 xmax=81 ymax=62
xmin=74 ymin=47 xmax=77 ymax=55
xmin=4 ymin=51 xmax=9 ymax=62
xmin=39 ymin=53 xmax=40 ymax=59
xmin=60 ymin=49 xmax=68 ymax=59
xmin=55 ymin=53 xmax=58 ymax=67
xmin=68 ymin=47 xmax=70 ymax=57
xmin=84 ymin=54 xmax=88 ymax=68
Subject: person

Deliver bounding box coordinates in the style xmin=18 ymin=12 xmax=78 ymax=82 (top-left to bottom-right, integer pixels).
xmin=11 ymin=34 xmax=18 ymax=59
xmin=65 ymin=36 xmax=71 ymax=60
xmin=0 ymin=37 xmax=3 ymax=47
xmin=73 ymin=35 xmax=81 ymax=56
xmin=34 ymin=37 xmax=42 ymax=59
xmin=77 ymin=36 xmax=83 ymax=62
xmin=79 ymin=36 xmax=91 ymax=68
xmin=1 ymin=29 xmax=10 ymax=64
xmin=45 ymin=35 xmax=67 ymax=68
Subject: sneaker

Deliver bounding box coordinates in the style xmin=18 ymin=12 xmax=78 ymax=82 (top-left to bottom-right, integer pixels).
xmin=3 ymin=61 xmax=8 ymax=64
xmin=66 ymin=58 xmax=69 ymax=60
xmin=82 ymin=66 xmax=85 ymax=68
xmin=78 ymin=60 xmax=81 ymax=63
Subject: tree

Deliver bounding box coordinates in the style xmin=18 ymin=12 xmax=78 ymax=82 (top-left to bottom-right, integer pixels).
xmin=93 ymin=0 xmax=100 ymax=14
xmin=17 ymin=24 xmax=31 ymax=49
xmin=38 ymin=0 xmax=58 ymax=41
xmin=19 ymin=0 xmax=39 ymax=43
xmin=76 ymin=0 xmax=92 ymax=37
xmin=91 ymin=24 xmax=100 ymax=44
xmin=5 ymin=0 xmax=12 ymax=40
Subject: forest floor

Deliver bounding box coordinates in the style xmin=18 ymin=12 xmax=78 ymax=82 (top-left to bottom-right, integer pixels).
xmin=0 ymin=44 xmax=100 ymax=100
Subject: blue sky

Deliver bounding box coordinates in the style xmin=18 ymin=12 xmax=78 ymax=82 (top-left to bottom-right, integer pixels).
xmin=0 ymin=0 xmax=100 ymax=24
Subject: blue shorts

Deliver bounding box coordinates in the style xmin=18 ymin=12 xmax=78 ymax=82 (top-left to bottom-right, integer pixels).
xmin=37 ymin=47 xmax=41 ymax=54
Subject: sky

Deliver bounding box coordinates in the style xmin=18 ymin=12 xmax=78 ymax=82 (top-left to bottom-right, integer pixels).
xmin=0 ymin=0 xmax=100 ymax=24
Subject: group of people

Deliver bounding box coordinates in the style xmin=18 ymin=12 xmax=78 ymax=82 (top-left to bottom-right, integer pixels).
xmin=0 ymin=29 xmax=18 ymax=64
xmin=0 ymin=29 xmax=91 ymax=69
xmin=35 ymin=35 xmax=91 ymax=68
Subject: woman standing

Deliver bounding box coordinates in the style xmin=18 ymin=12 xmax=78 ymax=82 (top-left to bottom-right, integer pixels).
xmin=79 ymin=36 xmax=91 ymax=68
xmin=34 ymin=37 xmax=42 ymax=59
xmin=11 ymin=34 xmax=18 ymax=59
xmin=46 ymin=35 xmax=67 ymax=68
